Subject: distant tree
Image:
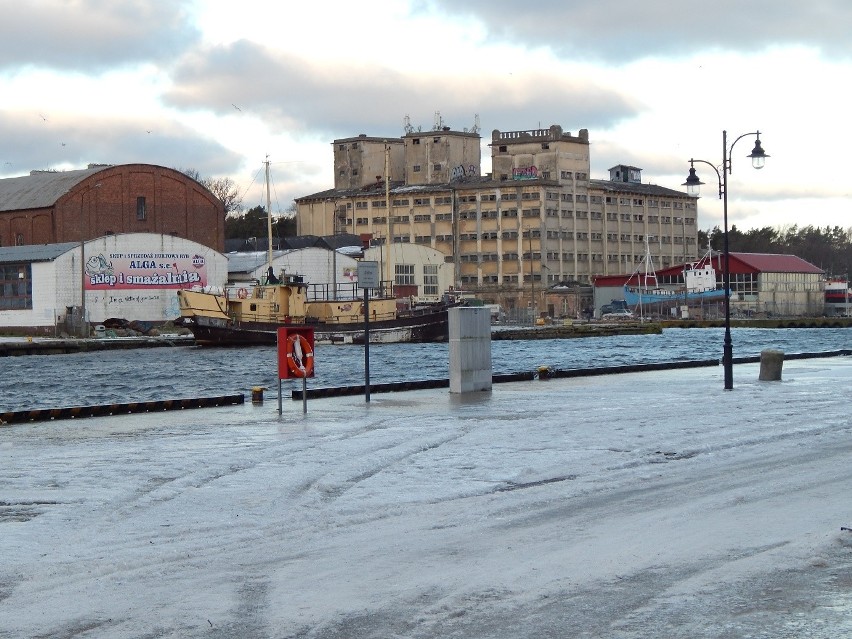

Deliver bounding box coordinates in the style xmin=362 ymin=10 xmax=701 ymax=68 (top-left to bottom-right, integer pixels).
xmin=179 ymin=168 xmax=243 ymax=216
xmin=205 ymin=176 xmax=243 ymax=216
xmin=702 ymin=223 xmax=852 ymax=278
xmin=225 ymin=205 xmax=296 ymax=240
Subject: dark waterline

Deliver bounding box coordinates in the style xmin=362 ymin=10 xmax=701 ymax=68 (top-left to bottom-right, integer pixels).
xmin=2 ymin=327 xmax=850 ymax=412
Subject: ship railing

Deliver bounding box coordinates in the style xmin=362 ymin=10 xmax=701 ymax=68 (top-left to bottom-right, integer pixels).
xmin=305 ymin=280 xmax=393 ymax=301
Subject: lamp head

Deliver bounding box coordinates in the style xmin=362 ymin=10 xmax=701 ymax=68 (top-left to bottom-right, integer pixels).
xmin=682 ymin=162 xmax=704 ymax=197
xmin=748 ymin=132 xmax=769 ymax=169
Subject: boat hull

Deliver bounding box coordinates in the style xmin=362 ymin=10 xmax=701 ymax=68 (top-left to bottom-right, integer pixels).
xmin=623 ymin=285 xmax=727 ymax=306
xmin=182 ymin=308 xmax=452 ymax=346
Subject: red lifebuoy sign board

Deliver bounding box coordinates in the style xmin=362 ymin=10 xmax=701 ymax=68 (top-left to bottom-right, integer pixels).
xmin=277 ymin=327 xmax=315 ymax=379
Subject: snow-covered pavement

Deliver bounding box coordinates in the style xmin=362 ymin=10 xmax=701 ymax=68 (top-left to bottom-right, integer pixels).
xmin=2 ymin=358 xmax=851 ymax=638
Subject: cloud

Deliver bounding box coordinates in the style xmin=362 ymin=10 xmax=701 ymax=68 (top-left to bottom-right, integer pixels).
xmin=421 ymin=0 xmax=852 ymax=63
xmin=0 ymin=0 xmax=199 ymax=72
xmin=162 ymin=40 xmax=641 ymax=139
xmin=0 ymin=110 xmax=240 ymax=177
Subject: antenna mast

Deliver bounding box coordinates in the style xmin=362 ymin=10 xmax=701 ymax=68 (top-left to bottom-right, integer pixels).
xmin=265 ymin=156 xmax=273 ymax=270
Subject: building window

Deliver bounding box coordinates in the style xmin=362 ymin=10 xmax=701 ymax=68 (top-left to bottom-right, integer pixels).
xmin=433 ymin=163 xmax=441 ymax=171
xmin=136 ymin=196 xmax=147 ymax=221
xmin=423 ymin=264 xmax=438 ymax=295
xmin=395 ymin=264 xmax=415 ymax=285
xmin=0 ymin=263 xmax=32 ymax=309
xmin=413 ymin=165 xmax=421 ymax=172
xmin=15 ymin=234 xmax=25 ymax=246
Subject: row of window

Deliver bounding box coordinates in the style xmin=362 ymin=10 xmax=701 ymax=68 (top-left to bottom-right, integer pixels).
xmin=348 ymin=210 xmax=696 ymax=225
xmin=341 ymin=194 xmax=696 ymax=210
xmin=459 ymin=251 xmax=682 ymax=264
xmin=342 ymin=208 xmax=695 ymax=226
xmin=393 ymin=263 xmax=440 ymax=295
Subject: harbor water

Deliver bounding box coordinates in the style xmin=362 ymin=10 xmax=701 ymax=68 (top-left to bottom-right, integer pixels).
xmin=2 ymin=326 xmax=849 ymax=413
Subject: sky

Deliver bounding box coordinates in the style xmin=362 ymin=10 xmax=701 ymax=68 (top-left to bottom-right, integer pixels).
xmin=1 ymin=0 xmax=850 ymax=233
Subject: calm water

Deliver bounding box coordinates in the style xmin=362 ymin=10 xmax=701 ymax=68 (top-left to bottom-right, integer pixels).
xmin=2 ymin=327 xmax=850 ymax=412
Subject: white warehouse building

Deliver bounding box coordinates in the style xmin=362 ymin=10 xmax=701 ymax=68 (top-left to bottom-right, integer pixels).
xmin=0 ymin=233 xmax=228 ymax=335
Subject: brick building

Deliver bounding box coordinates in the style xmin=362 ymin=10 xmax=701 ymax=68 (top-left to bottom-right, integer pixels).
xmin=0 ymin=163 xmax=225 ymax=252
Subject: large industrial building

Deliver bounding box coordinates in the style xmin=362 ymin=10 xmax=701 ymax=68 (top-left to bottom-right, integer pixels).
xmin=296 ymin=124 xmax=699 ymax=312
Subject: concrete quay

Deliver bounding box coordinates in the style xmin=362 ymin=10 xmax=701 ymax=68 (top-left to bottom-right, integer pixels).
xmin=0 ymin=334 xmax=194 ymax=356
xmin=1 ymin=355 xmax=851 ymax=637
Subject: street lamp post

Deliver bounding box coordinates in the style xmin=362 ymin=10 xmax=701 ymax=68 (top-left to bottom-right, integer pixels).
xmin=80 ymin=182 xmax=101 ymax=338
xmin=683 ymin=130 xmax=768 ymax=390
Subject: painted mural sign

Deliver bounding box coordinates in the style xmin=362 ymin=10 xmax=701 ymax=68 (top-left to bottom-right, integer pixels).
xmin=512 ymin=166 xmax=538 ymax=180
xmin=84 ymin=252 xmax=208 ymax=290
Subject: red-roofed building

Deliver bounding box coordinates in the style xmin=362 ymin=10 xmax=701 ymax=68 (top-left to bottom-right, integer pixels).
xmin=593 ymin=252 xmax=825 ymax=317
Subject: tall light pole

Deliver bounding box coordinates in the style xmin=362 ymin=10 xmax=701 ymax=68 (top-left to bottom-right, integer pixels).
xmin=683 ymin=130 xmax=768 ymax=390
xmin=80 ymin=182 xmax=101 ymax=338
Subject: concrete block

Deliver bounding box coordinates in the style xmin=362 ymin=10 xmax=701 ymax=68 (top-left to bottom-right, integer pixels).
xmin=449 ymin=307 xmax=492 ymax=393
xmin=759 ymin=349 xmax=784 ymax=381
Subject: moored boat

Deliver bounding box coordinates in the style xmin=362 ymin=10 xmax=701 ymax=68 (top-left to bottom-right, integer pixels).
xmin=176 ymin=274 xmax=455 ymax=346
xmin=623 ymin=244 xmax=727 ymax=308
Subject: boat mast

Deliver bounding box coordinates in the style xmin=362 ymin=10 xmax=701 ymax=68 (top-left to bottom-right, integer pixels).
xmin=265 ymin=155 xmax=273 ymax=275
xmin=384 ymin=144 xmax=392 ymax=294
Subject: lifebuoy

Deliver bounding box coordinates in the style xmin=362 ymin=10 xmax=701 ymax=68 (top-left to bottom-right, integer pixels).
xmin=237 ymin=288 xmax=248 ymax=299
xmin=286 ymin=334 xmax=314 ymax=378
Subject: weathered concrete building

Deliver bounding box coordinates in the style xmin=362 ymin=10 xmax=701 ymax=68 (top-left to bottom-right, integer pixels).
xmin=296 ymin=125 xmax=698 ymax=312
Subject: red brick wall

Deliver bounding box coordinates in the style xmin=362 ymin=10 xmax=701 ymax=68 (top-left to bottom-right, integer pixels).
xmin=4 ymin=164 xmax=225 ymax=251
xmin=0 ymin=208 xmax=54 ymax=246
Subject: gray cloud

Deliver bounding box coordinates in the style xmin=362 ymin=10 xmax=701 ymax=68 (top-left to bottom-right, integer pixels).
xmin=163 ymin=40 xmax=640 ymax=140
xmin=0 ymin=112 xmax=240 ymax=178
xmin=0 ymin=0 xmax=199 ymax=71
xmin=420 ymin=0 xmax=852 ymax=63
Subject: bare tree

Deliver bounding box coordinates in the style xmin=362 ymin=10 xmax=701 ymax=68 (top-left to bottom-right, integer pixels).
xmin=179 ymin=168 xmax=244 ymax=216
xmin=204 ymin=176 xmax=243 ymax=216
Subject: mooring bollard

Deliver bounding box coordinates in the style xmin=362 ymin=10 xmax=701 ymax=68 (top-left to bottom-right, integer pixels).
xmin=759 ymin=349 xmax=784 ymax=381
xmin=251 ymin=386 xmax=267 ymax=404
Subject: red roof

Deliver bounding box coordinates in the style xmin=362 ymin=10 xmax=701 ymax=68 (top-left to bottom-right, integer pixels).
xmin=593 ymin=252 xmax=823 ymax=286
xmin=730 ymin=253 xmax=823 ymax=275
